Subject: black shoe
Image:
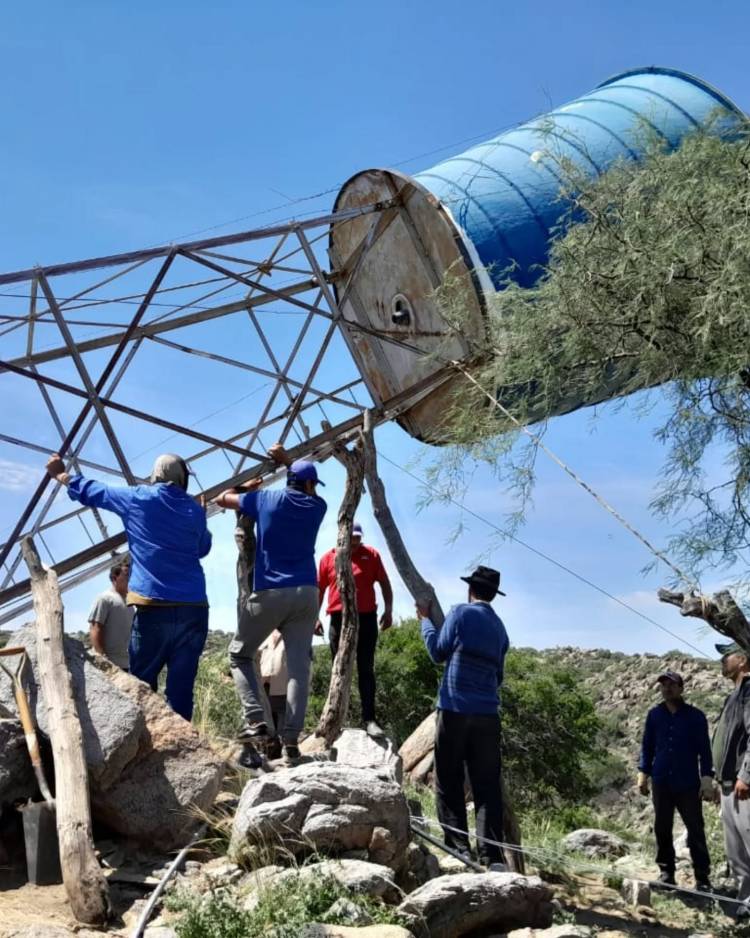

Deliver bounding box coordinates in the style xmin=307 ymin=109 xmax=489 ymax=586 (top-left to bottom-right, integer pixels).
xmin=237 ymin=722 xmax=269 ymax=743
xmin=266 ymin=736 xmax=282 ymax=760
xmin=695 ymin=878 xmax=711 ymax=894
xmin=283 ymin=744 xmax=301 ymax=765
xmin=237 ymin=742 xmax=263 ymax=770
xmin=736 ymin=903 xmax=750 ymax=921
xmin=656 ymin=871 xmax=676 ymax=888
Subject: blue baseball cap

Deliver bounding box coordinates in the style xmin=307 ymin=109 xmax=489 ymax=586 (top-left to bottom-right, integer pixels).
xmin=288 ymin=459 xmax=325 ymax=486
xmin=353 ymin=521 xmax=363 ymax=535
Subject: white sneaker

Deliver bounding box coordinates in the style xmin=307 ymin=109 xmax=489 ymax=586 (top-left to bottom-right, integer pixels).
xmin=488 ymin=862 xmax=508 ymax=873
xmin=366 ymin=721 xmax=385 ymax=738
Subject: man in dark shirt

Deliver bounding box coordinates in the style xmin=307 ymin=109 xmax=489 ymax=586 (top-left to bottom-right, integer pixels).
xmin=637 ymin=670 xmax=713 ymax=890
xmin=418 ymin=565 xmax=509 ymax=869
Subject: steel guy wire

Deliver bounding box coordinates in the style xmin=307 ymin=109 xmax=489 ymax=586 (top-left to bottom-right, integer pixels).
xmin=411 ymin=816 xmax=746 ymax=908
xmin=377 ymin=451 xmax=712 ymax=659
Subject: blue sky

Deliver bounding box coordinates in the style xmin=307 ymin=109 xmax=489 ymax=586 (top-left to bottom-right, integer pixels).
xmin=1 ymin=0 xmax=748 ymax=657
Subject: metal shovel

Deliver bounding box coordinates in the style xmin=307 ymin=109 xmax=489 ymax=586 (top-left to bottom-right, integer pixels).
xmin=0 ymin=646 xmax=61 ymax=884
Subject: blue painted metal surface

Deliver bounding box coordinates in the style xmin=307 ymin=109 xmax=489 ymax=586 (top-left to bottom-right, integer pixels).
xmin=415 ymin=67 xmax=743 ymax=289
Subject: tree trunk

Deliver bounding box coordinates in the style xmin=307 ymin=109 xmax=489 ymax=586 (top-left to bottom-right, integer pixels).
xmin=361 ymin=417 xmax=444 ymax=626
xmin=658 ymin=587 xmax=750 ymax=650
xmin=21 ymin=536 xmax=110 ymax=925
xmin=361 ymin=421 xmax=524 ymax=872
xmin=315 ymin=429 xmax=366 ymax=746
xmin=234 ymin=511 xmax=256 ymax=621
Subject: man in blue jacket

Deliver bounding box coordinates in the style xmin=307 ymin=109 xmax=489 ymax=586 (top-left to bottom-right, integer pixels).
xmin=417 ymin=565 xmax=509 ymax=869
xmin=637 ymin=670 xmax=713 ymax=891
xmin=215 ymin=445 xmax=326 ymax=765
xmin=46 ymin=451 xmax=211 ymax=721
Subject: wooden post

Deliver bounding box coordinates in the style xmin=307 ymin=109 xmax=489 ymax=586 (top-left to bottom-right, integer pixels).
xmin=361 ymin=415 xmax=444 ymax=626
xmin=315 ymin=427 xmax=366 ymax=746
xmin=360 ymin=421 xmax=525 ymax=873
xmin=21 ymin=536 xmax=110 ymax=925
xmin=234 ymin=512 xmax=256 ymax=620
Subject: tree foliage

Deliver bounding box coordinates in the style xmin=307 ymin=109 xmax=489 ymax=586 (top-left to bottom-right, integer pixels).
xmin=308 ymin=620 xmax=603 ymax=807
xmin=431 ymin=125 xmax=750 ymax=585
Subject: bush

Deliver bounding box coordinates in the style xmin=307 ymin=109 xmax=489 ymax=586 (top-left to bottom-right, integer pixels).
xmin=310 ymin=621 xmax=604 ymax=809
xmin=307 ymin=618 xmax=441 ymax=743
xmin=501 ymin=647 xmax=604 ymax=806
xmin=170 ymin=871 xmax=408 ymax=938
xmin=193 ymin=647 xmax=243 ymax=741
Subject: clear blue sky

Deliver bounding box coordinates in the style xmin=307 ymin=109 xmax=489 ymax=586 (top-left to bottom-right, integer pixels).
xmin=1 ymin=0 xmax=748 ymax=657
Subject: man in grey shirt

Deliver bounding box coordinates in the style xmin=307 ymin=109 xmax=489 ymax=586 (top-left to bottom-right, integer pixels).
xmin=88 ymin=560 xmax=134 ymax=670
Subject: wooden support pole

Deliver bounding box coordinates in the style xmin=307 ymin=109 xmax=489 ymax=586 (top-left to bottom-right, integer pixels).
xmin=234 ymin=512 xmax=256 ymax=621
xmin=360 ymin=421 xmax=524 ymax=873
xmin=21 ymin=536 xmax=110 ymax=925
xmin=315 ymin=424 xmax=366 ymax=746
xmin=361 ymin=416 xmax=444 ymax=627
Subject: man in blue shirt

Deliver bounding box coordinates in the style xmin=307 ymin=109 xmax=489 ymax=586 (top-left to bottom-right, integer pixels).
xmin=418 ymin=565 xmax=510 ymax=868
xmin=215 ymin=446 xmax=326 ymax=766
xmin=637 ymin=671 xmax=714 ymax=891
xmin=46 ymin=452 xmax=211 ymax=721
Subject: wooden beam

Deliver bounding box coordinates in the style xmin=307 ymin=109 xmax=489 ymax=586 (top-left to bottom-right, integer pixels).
xmin=21 ymin=536 xmax=110 ymax=925
xmin=361 ymin=418 xmax=443 ymax=625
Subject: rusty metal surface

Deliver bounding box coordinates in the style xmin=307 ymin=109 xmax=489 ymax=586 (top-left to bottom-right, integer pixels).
xmin=330 ymin=169 xmax=486 ymax=443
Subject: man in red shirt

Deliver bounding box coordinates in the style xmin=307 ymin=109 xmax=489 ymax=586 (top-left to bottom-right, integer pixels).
xmin=317 ymin=521 xmax=393 ymax=738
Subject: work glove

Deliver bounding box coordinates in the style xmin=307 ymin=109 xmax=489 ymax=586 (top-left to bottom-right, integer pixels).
xmin=700 ymin=776 xmax=716 ymax=802
xmin=637 ymin=772 xmax=650 ymax=796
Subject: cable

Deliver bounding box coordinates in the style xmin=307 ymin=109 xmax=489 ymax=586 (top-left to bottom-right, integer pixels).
xmin=454 ymin=363 xmax=694 ymax=587
xmin=158 ymin=120 xmax=526 ymax=245
xmin=377 ymin=451 xmax=712 ymax=658
xmin=411 ymin=815 xmax=746 ymax=908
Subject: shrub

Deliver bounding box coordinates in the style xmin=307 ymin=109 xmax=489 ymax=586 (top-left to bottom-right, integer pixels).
xmin=170 ymin=871 xmax=408 ymax=938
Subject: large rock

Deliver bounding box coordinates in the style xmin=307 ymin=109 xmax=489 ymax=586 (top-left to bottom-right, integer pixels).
xmin=399 ymin=713 xmax=436 ymax=779
xmin=333 ymin=729 xmax=403 ymax=783
xmin=398 ymin=872 xmax=554 ymax=938
xmin=0 ymin=625 xmax=144 ymax=790
xmin=243 ymin=859 xmax=401 ymax=907
xmin=0 ymin=718 xmax=35 ymax=805
xmin=88 ymin=660 xmax=225 ymax=849
xmin=561 ymin=829 xmax=628 ymax=859
xmin=297 ymin=928 xmax=415 ymax=938
xmin=230 ymin=762 xmax=410 ymax=869
xmin=509 ymin=927 xmax=593 ymax=938
xmin=1 ymin=625 xmax=225 ymax=850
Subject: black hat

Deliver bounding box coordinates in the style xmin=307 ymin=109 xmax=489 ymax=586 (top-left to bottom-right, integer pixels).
xmin=460 ymin=565 xmax=506 ymax=597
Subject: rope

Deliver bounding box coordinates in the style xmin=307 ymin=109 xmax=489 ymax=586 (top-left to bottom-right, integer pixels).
xmin=378 ymin=452 xmax=712 ymax=659
xmin=453 ymin=362 xmax=695 ymax=588
xmin=410 ymin=815 xmax=746 ymax=909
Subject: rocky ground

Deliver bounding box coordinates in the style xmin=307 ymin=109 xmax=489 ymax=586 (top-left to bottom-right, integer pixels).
xmin=0 ymin=633 xmax=739 ymax=937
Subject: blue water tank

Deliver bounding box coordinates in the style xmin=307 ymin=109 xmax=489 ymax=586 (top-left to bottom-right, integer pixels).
xmin=331 ymin=67 xmax=744 ymax=442
xmin=415 ymin=66 xmax=743 ymax=289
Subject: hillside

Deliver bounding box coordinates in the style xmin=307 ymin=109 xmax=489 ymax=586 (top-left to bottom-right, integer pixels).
xmin=538 ymin=646 xmax=725 ymax=832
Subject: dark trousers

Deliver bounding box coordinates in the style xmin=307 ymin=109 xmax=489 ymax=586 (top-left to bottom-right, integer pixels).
xmin=652 ymin=782 xmax=710 ymax=878
xmin=434 ymin=709 xmax=504 ymax=865
xmin=329 ymin=611 xmax=378 ymax=723
xmin=129 ymin=604 xmax=209 ymax=721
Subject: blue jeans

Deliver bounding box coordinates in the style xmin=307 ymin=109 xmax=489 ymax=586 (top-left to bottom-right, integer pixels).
xmin=129 ymin=605 xmax=209 ymax=721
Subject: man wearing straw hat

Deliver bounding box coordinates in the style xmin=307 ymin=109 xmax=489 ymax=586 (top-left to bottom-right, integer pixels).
xmin=417 ymin=565 xmax=510 ymax=870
